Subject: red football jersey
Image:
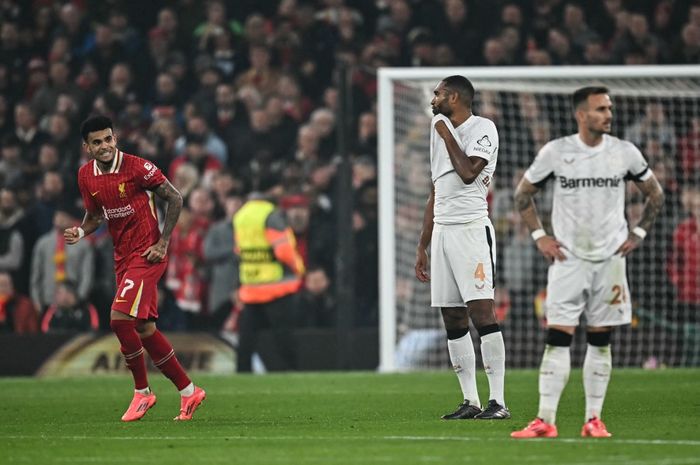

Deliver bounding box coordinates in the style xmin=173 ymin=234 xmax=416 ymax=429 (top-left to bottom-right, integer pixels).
xmin=78 ymin=150 xmax=167 ymax=265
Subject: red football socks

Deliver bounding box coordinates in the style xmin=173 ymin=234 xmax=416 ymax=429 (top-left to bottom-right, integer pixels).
xmin=110 ymin=319 xmax=149 ymax=390
xmin=141 ymin=330 xmax=191 ymax=391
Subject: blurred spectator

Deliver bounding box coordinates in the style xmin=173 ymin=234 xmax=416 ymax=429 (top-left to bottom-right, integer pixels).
xmin=171 ymin=162 xmax=200 ymax=200
xmin=353 ymin=111 xmax=377 ymax=159
xmin=611 ymin=13 xmax=667 ymax=64
xmin=235 ymin=45 xmax=280 ymax=99
xmin=482 ymin=37 xmax=509 ymax=66
xmin=0 ymin=271 xmax=37 ymax=334
xmin=193 ymin=0 xmax=243 ymax=50
xmin=106 ymin=8 xmax=141 ymax=57
xmin=55 ymin=3 xmax=91 ymax=59
xmin=13 ymin=102 xmax=49 ymax=166
xmin=213 ymin=82 xmax=250 ymax=160
xmin=166 ymin=188 xmax=213 ymax=325
xmin=0 ymin=95 xmax=11 ymax=140
xmin=27 ymin=171 xmax=66 ymax=236
xmin=678 ymin=117 xmax=700 ymax=183
xmin=502 ymin=214 xmax=546 ymax=318
xmin=24 ymin=58 xmax=48 ymax=101
xmin=47 ymin=113 xmax=76 ymax=170
xmin=265 ymin=94 xmax=299 ymax=161
xmin=281 ymin=193 xmax=312 ymax=266
xmin=437 ymin=0 xmax=481 ymax=66
xmin=85 ymin=24 xmax=128 ymax=86
xmin=175 ymin=115 xmax=227 ymax=164
xmin=407 ymin=28 xmax=436 ymax=67
xmin=298 ymin=265 xmax=335 ymax=327
xmin=0 ymin=135 xmax=24 ymax=187
xmin=36 ymin=143 xmax=61 ymax=174
xmin=294 ymin=124 xmax=321 ymax=171
xmin=582 ymin=37 xmax=610 ymax=64
xmin=309 ymin=108 xmax=336 ymax=160
xmin=169 ymin=133 xmax=222 ymax=188
xmin=40 ymin=280 xmax=99 ymax=333
xmin=547 ymin=28 xmax=581 ymax=64
xmin=668 ymin=187 xmax=700 ymax=312
xmin=499 ymin=26 xmax=525 ymax=65
xmin=353 ymin=180 xmax=379 ymax=326
xmin=563 ymin=3 xmax=599 ymax=50
xmin=590 ymin=0 xmax=624 ymax=42
xmin=30 ymin=203 xmax=94 ymax=313
xmin=104 ymin=62 xmax=135 ymax=114
xmin=203 ymin=194 xmax=242 ymax=324
xmin=0 ymin=188 xmax=24 ymax=277
xmin=151 ymin=72 xmax=183 ymax=122
xmin=670 ymin=23 xmax=700 ymax=64
xmin=624 ymin=102 xmax=677 ymax=159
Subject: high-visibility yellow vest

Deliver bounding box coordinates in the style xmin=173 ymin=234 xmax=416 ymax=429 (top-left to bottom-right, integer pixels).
xmin=233 ymin=200 xmax=283 ymax=285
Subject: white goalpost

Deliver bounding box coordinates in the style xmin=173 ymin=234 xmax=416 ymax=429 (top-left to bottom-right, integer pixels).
xmin=378 ymin=65 xmax=700 ymax=372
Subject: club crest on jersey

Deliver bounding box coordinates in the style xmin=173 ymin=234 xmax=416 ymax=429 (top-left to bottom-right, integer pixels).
xmin=476 ymin=135 xmax=492 ymax=147
xmin=118 ymin=182 xmax=127 ymax=198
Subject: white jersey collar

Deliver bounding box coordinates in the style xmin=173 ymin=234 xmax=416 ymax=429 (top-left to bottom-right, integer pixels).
xmin=93 ymin=149 xmax=124 ymax=176
xmin=574 ymin=133 xmax=608 ymax=153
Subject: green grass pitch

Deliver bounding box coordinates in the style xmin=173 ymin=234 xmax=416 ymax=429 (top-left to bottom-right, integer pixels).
xmin=2 ymin=369 xmax=699 ymax=465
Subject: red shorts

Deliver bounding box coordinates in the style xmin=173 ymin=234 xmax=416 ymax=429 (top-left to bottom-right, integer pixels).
xmin=113 ymin=255 xmax=168 ymax=320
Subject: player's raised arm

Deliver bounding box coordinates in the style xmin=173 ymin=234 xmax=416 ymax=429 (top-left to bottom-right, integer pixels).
xmin=616 ymin=173 xmax=665 ymax=256
xmin=514 ymin=177 xmax=565 ymax=262
xmin=434 ymin=120 xmax=488 ymax=184
xmin=64 ymin=210 xmax=104 ymax=245
xmin=141 ymin=179 xmax=183 ymax=262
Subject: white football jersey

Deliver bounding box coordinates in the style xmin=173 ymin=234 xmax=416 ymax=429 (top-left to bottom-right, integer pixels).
xmin=430 ymin=114 xmax=499 ymax=225
xmin=525 ymin=133 xmax=651 ymax=261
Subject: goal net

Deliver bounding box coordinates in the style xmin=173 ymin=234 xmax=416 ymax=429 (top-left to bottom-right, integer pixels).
xmin=378 ymin=66 xmax=700 ymax=371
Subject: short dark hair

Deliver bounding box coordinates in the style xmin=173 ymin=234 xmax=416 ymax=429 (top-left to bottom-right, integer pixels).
xmin=442 ymin=75 xmax=475 ymax=106
xmin=80 ymin=115 xmax=113 ymax=142
xmin=572 ymin=86 xmax=609 ymax=109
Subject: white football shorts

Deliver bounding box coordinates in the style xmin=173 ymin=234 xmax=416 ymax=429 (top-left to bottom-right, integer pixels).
xmin=545 ymin=248 xmax=631 ymax=327
xmin=430 ymin=217 xmax=496 ymax=308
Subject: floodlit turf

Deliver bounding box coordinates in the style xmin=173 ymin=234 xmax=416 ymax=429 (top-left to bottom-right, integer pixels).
xmin=2 ymin=369 xmax=699 ymax=465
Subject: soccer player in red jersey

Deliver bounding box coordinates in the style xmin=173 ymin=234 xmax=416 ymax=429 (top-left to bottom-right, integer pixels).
xmin=64 ymin=115 xmax=206 ymax=422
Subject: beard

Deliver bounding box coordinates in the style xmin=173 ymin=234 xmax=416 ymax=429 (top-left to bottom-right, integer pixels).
xmin=432 ymin=105 xmax=451 ymax=116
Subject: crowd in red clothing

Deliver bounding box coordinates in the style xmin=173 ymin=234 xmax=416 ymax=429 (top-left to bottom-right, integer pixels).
xmin=0 ymin=0 xmax=699 ymax=334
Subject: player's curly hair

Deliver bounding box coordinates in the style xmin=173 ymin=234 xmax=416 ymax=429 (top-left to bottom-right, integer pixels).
xmin=80 ymin=115 xmax=114 ymax=142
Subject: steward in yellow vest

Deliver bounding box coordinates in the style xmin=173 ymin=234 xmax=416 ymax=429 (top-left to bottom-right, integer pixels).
xmin=234 ymin=199 xmax=305 ymax=304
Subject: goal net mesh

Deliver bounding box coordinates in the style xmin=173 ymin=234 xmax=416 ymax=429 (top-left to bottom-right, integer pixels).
xmin=388 ymin=72 xmax=700 ymax=370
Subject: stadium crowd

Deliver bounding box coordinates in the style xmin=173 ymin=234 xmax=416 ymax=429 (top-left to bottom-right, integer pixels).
xmin=0 ymin=0 xmax=699 ymax=336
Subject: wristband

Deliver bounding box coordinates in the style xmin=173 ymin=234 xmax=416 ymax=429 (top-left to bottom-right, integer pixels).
xmin=77 ymin=227 xmax=85 ymax=239
xmin=531 ymin=229 xmax=546 ymax=241
xmin=632 ymin=226 xmax=647 ymax=240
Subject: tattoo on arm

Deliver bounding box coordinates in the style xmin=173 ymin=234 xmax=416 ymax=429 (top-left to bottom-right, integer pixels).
xmin=514 ymin=178 xmax=544 ymax=232
xmin=634 ymin=175 xmax=665 ymax=232
xmin=153 ymin=180 xmax=183 ymax=243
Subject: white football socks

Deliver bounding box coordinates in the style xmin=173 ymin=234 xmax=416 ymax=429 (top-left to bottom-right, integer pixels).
xmin=583 ymin=344 xmax=612 ymax=421
xmin=480 ymin=331 xmax=506 ymax=406
xmin=537 ymin=345 xmax=571 ymax=425
xmin=179 ymin=382 xmax=195 ymax=397
xmin=447 ymin=334 xmax=480 ymax=408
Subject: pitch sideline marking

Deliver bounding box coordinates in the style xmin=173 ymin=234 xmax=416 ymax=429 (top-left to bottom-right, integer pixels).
xmin=2 ymin=434 xmax=700 ymax=447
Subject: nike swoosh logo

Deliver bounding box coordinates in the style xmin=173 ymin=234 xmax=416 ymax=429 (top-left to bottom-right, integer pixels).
xmin=115 ymin=299 xmax=128 ymax=303
xmin=91 ymin=191 xmax=99 ymax=196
